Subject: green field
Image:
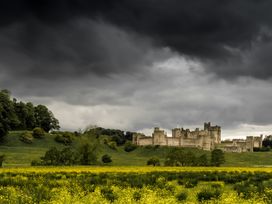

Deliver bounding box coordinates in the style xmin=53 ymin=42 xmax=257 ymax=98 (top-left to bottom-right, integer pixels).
xmin=1 ymin=131 xmax=272 ymax=167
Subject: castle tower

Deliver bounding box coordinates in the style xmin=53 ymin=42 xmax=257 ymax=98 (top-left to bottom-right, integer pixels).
xmin=152 ymin=127 xmax=167 ymax=145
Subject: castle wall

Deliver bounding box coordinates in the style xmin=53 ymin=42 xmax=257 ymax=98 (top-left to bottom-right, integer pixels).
xmin=138 ymin=138 xmax=153 ymax=146
xmin=167 ymin=138 xmax=180 ymax=146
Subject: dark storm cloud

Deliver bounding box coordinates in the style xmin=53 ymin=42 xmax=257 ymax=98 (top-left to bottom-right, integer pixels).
xmin=1 ymin=0 xmax=272 ymax=78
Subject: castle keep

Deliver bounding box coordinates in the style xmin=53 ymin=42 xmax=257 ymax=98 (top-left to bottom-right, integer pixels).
xmin=133 ymin=122 xmax=221 ymax=151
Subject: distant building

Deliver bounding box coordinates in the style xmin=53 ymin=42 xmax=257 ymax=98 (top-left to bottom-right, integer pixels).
xmin=220 ymin=135 xmax=263 ymax=152
xmin=133 ymin=122 xmax=264 ymax=152
xmin=132 ymin=122 xmax=221 ymax=151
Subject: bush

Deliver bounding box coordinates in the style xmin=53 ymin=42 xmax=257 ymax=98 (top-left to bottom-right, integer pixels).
xmin=124 ymin=141 xmax=137 ymax=152
xmin=32 ymin=127 xmax=45 ymax=138
xmin=176 ymin=191 xmax=188 ymax=201
xmin=102 ymin=154 xmax=112 ymax=164
xmin=184 ymin=178 xmax=198 ymax=188
xmin=100 ymin=187 xmax=118 ymax=202
xmin=197 ymin=188 xmax=221 ymax=201
xmin=54 ymin=132 xmax=73 ymax=145
xmin=20 ymin=132 xmax=33 ymax=144
xmin=107 ymin=141 xmax=117 ymax=150
xmin=147 ymin=157 xmax=160 ymax=166
xmin=133 ymin=191 xmax=141 ymax=201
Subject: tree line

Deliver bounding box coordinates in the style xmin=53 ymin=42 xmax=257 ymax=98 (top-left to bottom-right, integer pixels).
xmin=0 ymin=89 xmax=59 ymax=139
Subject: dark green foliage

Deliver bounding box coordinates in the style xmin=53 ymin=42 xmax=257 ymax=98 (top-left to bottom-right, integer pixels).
xmin=164 ymin=148 xmax=206 ymax=166
xmin=176 ymin=191 xmax=188 ymax=201
xmin=39 ymin=147 xmax=78 ymax=166
xmin=79 ymin=143 xmax=98 ymax=165
xmin=32 ymin=127 xmax=45 ymax=138
xmin=85 ymin=127 xmax=134 ymax=145
xmin=197 ymin=154 xmax=209 ymax=166
xmin=211 ymin=149 xmax=225 ymax=167
xmin=133 ymin=191 xmax=141 ymax=201
xmin=233 ymin=182 xmax=257 ymax=199
xmin=253 ymin=147 xmax=270 ymax=152
xmin=19 ymin=132 xmax=33 ymax=144
xmin=34 ymin=105 xmax=60 ymax=132
xmin=197 ymin=188 xmax=221 ymax=201
xmin=263 ymin=137 xmax=272 ymax=148
xmin=0 ymin=90 xmax=19 ymax=139
xmin=184 ymin=178 xmax=198 ymax=188
xmin=107 ymin=141 xmax=117 ymax=150
xmin=0 ymin=155 xmax=5 ymax=167
xmin=102 ymin=154 xmax=112 ymax=164
xmin=147 ymin=157 xmax=160 ymax=166
xmin=0 ymin=89 xmax=60 ymax=140
xmin=124 ymin=141 xmax=137 ymax=152
xmin=54 ymin=132 xmax=73 ymax=145
xmin=100 ymin=187 xmax=118 ymax=202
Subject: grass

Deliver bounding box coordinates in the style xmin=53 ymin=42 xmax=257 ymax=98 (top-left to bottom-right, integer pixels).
xmin=1 ymin=131 xmax=272 ymax=167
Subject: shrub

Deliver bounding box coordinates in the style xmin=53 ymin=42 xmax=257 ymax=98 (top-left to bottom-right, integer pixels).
xmin=184 ymin=178 xmax=198 ymax=188
xmin=176 ymin=191 xmax=188 ymax=201
xmin=124 ymin=141 xmax=137 ymax=152
xmin=147 ymin=157 xmax=160 ymax=166
xmin=107 ymin=141 xmax=117 ymax=150
xmin=197 ymin=188 xmax=221 ymax=201
xmin=32 ymin=127 xmax=45 ymax=138
xmin=54 ymin=132 xmax=73 ymax=145
xmin=211 ymin=149 xmax=225 ymax=167
xmin=100 ymin=187 xmax=117 ymax=202
xmin=133 ymin=191 xmax=141 ymax=201
xmin=102 ymin=154 xmax=112 ymax=164
xmin=20 ymin=132 xmax=33 ymax=144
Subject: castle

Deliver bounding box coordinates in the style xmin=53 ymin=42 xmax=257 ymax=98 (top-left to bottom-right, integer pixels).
xmin=132 ymin=122 xmax=263 ymax=152
xmin=133 ymin=122 xmax=221 ymax=151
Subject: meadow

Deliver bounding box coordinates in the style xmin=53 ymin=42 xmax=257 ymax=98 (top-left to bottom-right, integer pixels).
xmin=0 ymin=166 xmax=272 ymax=203
xmin=1 ymin=132 xmax=272 ymax=203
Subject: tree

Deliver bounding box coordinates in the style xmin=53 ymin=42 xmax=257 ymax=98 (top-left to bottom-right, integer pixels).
xmin=197 ymin=154 xmax=209 ymax=166
xmin=79 ymin=143 xmax=97 ymax=165
xmin=102 ymin=154 xmax=112 ymax=164
xmin=164 ymin=148 xmax=187 ymax=166
xmin=25 ymin=102 xmax=36 ymax=130
xmin=211 ymin=149 xmax=225 ymax=167
xmin=0 ymin=90 xmax=19 ymax=139
xmin=34 ymin=105 xmax=60 ymax=132
xmin=147 ymin=157 xmax=160 ymax=166
xmin=41 ymin=147 xmax=60 ymax=165
xmin=124 ymin=141 xmax=137 ymax=152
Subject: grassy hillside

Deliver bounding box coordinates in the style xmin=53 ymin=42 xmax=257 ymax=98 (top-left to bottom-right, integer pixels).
xmin=1 ymin=131 xmax=272 ymax=167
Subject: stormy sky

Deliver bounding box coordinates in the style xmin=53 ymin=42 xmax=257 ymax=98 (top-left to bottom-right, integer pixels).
xmin=1 ymin=0 xmax=272 ymax=138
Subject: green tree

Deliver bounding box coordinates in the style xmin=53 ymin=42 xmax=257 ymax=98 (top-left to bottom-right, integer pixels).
xmin=197 ymin=154 xmax=209 ymax=166
xmin=79 ymin=143 xmax=97 ymax=165
xmin=14 ymin=101 xmax=28 ymax=130
xmin=41 ymin=147 xmax=60 ymax=165
xmin=34 ymin=105 xmax=60 ymax=132
xmin=25 ymin=102 xmax=36 ymax=130
xmin=147 ymin=157 xmax=160 ymax=166
xmin=0 ymin=90 xmax=19 ymax=139
xmin=211 ymin=149 xmax=225 ymax=167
